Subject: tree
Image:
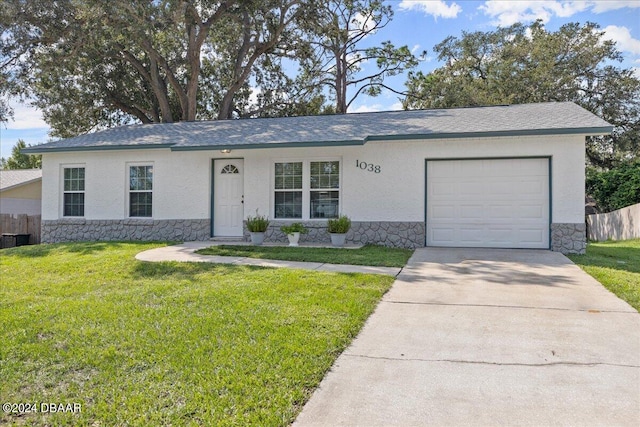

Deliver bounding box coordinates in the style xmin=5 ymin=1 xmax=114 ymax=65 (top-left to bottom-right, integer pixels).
xmin=586 ymin=161 xmax=640 ymax=212
xmin=296 ymin=0 xmax=423 ymax=113
xmin=1 ymin=0 xmax=304 ymax=136
xmin=2 ymin=0 xmax=416 ymax=135
xmin=403 ymin=21 xmax=640 ymax=169
xmin=0 ymin=140 xmax=42 ymax=169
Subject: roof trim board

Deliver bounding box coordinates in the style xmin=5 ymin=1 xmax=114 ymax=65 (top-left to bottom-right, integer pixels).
xmin=170 ymin=139 xmax=365 ymax=151
xmin=22 ymin=143 xmax=175 ymax=154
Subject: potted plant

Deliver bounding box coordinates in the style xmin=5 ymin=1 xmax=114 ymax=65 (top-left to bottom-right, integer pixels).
xmin=246 ymin=210 xmax=269 ymax=245
xmin=280 ymin=223 xmax=308 ymax=247
xmin=327 ymin=215 xmax=351 ymax=247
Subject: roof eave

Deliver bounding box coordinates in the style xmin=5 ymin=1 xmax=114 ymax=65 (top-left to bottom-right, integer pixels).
xmin=366 ymin=126 xmax=614 ymax=142
xmin=170 ymin=139 xmax=365 ymax=151
xmin=0 ymin=177 xmax=42 ymax=192
xmin=21 ymin=143 xmax=174 ymax=154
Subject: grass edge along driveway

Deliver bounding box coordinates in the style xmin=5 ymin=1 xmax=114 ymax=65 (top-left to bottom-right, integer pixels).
xmin=195 ymin=244 xmax=413 ymax=268
xmin=0 ymin=242 xmax=396 ymax=426
xmin=567 ymin=239 xmax=640 ymax=312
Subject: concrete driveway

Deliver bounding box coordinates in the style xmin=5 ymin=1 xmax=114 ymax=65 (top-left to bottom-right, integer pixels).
xmin=293 ymin=248 xmax=640 ymax=427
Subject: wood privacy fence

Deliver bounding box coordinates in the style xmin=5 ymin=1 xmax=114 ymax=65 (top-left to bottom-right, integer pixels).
xmin=587 ymin=203 xmax=640 ymax=242
xmin=0 ymin=214 xmax=41 ymax=247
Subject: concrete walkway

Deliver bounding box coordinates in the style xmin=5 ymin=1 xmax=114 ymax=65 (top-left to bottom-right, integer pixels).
xmin=135 ymin=241 xmax=402 ymax=276
xmin=294 ymin=248 xmax=640 ymax=427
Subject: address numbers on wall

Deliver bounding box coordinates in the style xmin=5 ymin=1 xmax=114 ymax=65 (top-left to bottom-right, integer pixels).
xmin=355 ymin=160 xmax=381 ymax=173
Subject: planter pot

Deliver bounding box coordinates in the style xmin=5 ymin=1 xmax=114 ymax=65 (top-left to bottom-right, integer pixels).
xmin=250 ymin=231 xmax=265 ymax=245
xmin=287 ymin=232 xmax=300 ymax=247
xmin=330 ymin=233 xmax=347 ymax=247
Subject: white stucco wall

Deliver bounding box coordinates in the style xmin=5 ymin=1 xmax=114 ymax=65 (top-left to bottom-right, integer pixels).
xmin=41 ymin=134 xmax=586 ymax=226
xmin=0 ymin=180 xmax=42 ymax=215
xmin=42 ymin=149 xmax=212 ymax=220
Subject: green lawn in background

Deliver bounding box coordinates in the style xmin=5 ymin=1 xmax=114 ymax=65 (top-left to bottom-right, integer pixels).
xmin=0 ymin=242 xmax=395 ymax=426
xmin=567 ymin=239 xmax=640 ymax=311
xmin=195 ymin=244 xmax=413 ymax=268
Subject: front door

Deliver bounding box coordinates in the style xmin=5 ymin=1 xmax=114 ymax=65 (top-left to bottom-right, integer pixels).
xmin=213 ymin=159 xmax=244 ymax=236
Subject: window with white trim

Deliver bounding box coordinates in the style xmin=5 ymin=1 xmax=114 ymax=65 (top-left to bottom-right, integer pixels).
xmin=274 ymin=160 xmax=340 ymax=219
xmin=129 ymin=165 xmax=153 ymax=217
xmin=63 ymin=167 xmax=85 ymax=217
xmin=274 ymin=162 xmax=302 ymax=218
xmin=310 ymin=161 xmax=339 ymax=218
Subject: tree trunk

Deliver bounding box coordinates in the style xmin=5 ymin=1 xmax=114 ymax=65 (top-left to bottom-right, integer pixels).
xmin=335 ymin=51 xmax=347 ymax=114
xmin=149 ymin=57 xmax=174 ymax=122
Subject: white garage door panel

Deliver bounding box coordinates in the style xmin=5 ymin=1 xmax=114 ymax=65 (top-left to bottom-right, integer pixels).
xmin=427 ymin=159 xmax=549 ymax=249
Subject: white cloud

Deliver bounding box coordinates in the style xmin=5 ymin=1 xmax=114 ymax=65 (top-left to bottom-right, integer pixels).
xmin=248 ymin=87 xmax=262 ymax=106
xmin=479 ymin=1 xmax=640 ymax=26
xmin=398 ymin=0 xmax=462 ymax=19
xmin=591 ymin=1 xmax=640 ymax=13
xmin=351 ymin=11 xmax=377 ymax=34
xmin=411 ymin=44 xmax=421 ymax=54
xmin=479 ymin=1 xmax=590 ymax=26
xmin=603 ymin=25 xmax=640 ymax=55
xmin=5 ymin=101 xmax=48 ymax=130
xmin=348 ymin=101 xmax=404 ymax=113
xmin=348 ymin=104 xmax=384 ymax=113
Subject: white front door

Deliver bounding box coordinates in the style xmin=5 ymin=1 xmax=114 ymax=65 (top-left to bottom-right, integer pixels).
xmin=213 ymin=159 xmax=244 ymax=236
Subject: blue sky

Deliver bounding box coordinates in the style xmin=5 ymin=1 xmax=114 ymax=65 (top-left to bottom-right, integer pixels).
xmin=1 ymin=0 xmax=639 ymax=157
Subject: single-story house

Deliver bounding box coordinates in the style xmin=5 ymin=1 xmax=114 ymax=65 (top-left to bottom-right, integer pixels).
xmin=0 ymin=169 xmax=42 ymax=215
xmin=23 ymin=102 xmax=612 ymax=254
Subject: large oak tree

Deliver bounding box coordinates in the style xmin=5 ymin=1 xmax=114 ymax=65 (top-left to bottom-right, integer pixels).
xmin=1 ymin=0 xmax=305 ymax=136
xmin=1 ymin=0 xmax=420 ymax=138
xmin=403 ymin=21 xmax=640 ymax=169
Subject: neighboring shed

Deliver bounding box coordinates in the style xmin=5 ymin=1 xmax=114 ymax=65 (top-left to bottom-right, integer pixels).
xmin=0 ymin=169 xmax=42 ymax=215
xmin=24 ymin=102 xmax=613 ymax=254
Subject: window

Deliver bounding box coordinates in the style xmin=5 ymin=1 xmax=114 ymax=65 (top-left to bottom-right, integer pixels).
xmin=274 ymin=160 xmax=340 ymax=219
xmin=221 ymin=164 xmax=239 ymax=174
xmin=310 ymin=161 xmax=339 ymax=218
xmin=129 ymin=165 xmax=153 ymax=217
xmin=63 ymin=167 xmax=85 ymax=217
xmin=274 ymin=162 xmax=302 ymax=218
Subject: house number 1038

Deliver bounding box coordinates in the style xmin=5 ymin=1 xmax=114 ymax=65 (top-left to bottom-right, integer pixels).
xmin=356 ymin=160 xmax=381 ymax=173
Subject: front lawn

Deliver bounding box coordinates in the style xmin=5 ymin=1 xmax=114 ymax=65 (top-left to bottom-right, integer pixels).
xmin=195 ymin=244 xmax=413 ymax=267
xmin=567 ymin=239 xmax=640 ymax=311
xmin=0 ymin=242 xmax=395 ymax=426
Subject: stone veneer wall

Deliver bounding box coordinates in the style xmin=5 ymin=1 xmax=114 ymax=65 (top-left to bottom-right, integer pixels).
xmin=41 ymin=219 xmax=210 ymax=243
xmin=42 ymin=218 xmax=583 ymax=254
xmin=551 ymin=223 xmax=586 ymax=254
xmin=244 ymin=221 xmax=425 ymax=249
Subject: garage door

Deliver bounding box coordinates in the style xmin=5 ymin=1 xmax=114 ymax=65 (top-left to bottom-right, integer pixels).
xmin=426 ymin=158 xmax=549 ymax=249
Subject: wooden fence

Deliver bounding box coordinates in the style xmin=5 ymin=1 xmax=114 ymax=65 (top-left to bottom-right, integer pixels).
xmin=587 ymin=203 xmax=640 ymax=241
xmin=0 ymin=214 xmax=41 ymax=247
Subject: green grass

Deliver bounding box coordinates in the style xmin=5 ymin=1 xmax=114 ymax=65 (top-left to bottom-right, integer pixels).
xmin=0 ymin=242 xmax=395 ymax=426
xmin=567 ymin=239 xmax=640 ymax=312
xmin=195 ymin=244 xmax=413 ymax=268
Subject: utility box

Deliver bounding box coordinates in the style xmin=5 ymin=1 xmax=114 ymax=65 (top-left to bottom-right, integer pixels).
xmin=1 ymin=233 xmax=31 ymax=248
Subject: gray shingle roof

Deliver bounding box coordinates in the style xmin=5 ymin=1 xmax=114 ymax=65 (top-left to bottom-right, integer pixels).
xmin=23 ymin=102 xmax=612 ymax=153
xmin=0 ymin=169 xmax=42 ymax=191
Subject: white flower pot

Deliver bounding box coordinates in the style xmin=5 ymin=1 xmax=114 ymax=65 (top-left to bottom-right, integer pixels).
xmin=250 ymin=232 xmax=265 ymax=245
xmin=330 ymin=233 xmax=347 ymax=247
xmin=287 ymin=232 xmax=300 ymax=247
